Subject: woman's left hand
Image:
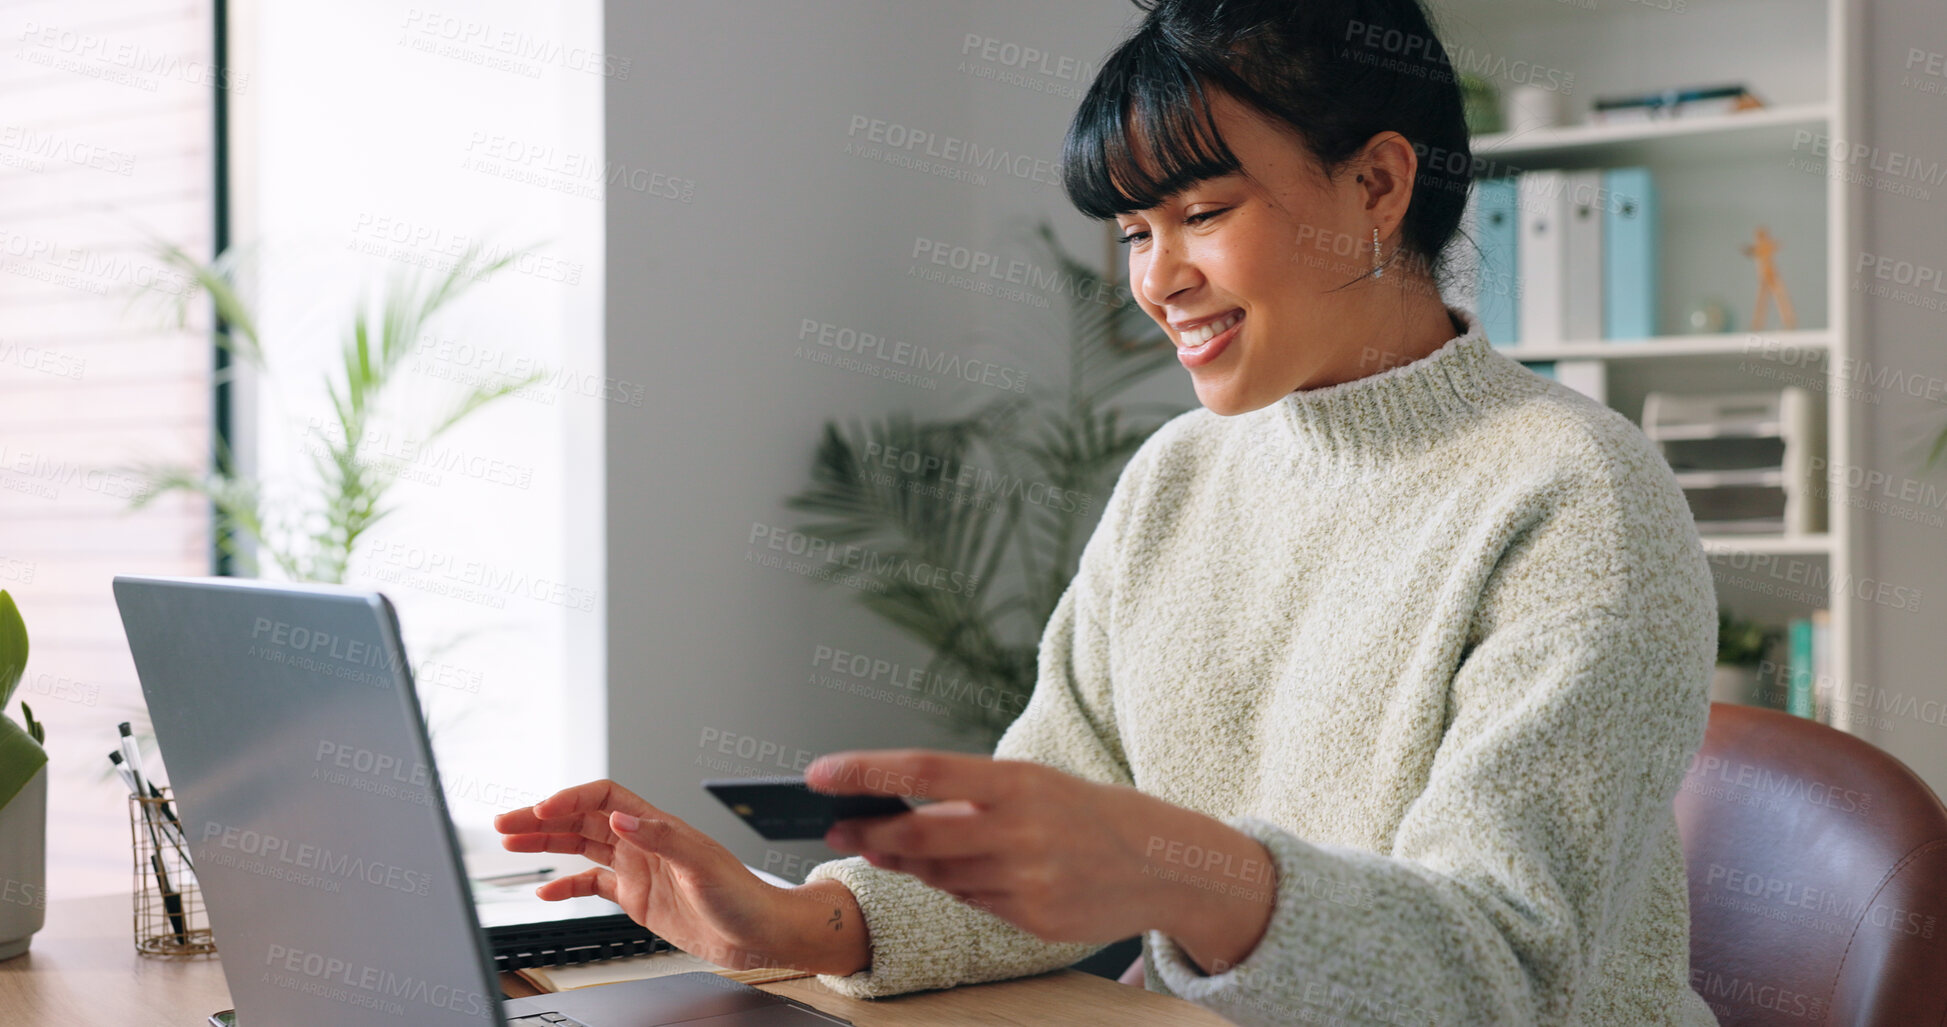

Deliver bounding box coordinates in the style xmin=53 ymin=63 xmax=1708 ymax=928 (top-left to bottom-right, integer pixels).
xmin=806 ymin=749 xmax=1278 ymax=971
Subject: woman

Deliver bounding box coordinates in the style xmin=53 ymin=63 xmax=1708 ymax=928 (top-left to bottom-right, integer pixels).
xmin=495 ymin=1 xmax=1720 ymax=1022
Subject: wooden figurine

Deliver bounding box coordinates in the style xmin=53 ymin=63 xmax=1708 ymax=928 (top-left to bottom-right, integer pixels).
xmin=1742 ymin=226 xmax=1798 ymax=331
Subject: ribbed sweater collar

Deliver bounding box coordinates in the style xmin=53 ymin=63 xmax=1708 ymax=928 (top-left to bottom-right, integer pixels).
xmin=1270 ymin=305 xmax=1528 ymax=472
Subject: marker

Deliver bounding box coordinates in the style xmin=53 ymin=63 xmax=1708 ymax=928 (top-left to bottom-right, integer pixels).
xmin=117 ymin=722 xmax=149 ymax=795
xmin=116 ymin=728 xmax=188 ymax=943
xmin=110 ymin=751 xmax=190 ymax=859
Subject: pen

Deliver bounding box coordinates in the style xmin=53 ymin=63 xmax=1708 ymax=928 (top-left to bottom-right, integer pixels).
xmin=118 ymin=724 xmax=187 ymax=943
xmin=110 ymin=752 xmax=191 ymax=865
xmin=477 ymin=867 xmax=555 ymax=884
xmin=118 ymin=727 xmax=189 ymax=846
xmin=117 ymin=722 xmax=148 ymax=795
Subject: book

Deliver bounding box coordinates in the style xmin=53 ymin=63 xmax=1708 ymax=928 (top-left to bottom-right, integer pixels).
xmin=1811 ymin=609 xmax=1840 ymax=731
xmin=1517 ymin=171 xmax=1569 ymax=344
xmin=1786 ymin=617 xmax=1814 ymax=718
xmin=514 ymin=948 xmax=813 ymax=995
xmin=1590 ymin=83 xmax=1764 ymax=123
xmin=1562 ymin=170 xmax=1605 ymax=341
xmin=471 ymin=863 xmax=796 ymax=973
xmin=1602 ymin=168 xmax=1658 ymax=340
xmin=476 ymin=891 xmax=670 ymax=971
xmin=1475 ymin=177 xmax=1521 ymax=346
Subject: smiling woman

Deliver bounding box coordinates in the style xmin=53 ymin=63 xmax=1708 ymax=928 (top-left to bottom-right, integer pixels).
xmin=499 ymin=3 xmax=1721 ymax=1024
xmin=1065 ymin=0 xmax=1474 ymax=413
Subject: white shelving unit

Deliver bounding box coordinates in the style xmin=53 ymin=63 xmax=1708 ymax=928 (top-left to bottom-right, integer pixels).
xmin=1438 ymin=0 xmax=1865 ymax=733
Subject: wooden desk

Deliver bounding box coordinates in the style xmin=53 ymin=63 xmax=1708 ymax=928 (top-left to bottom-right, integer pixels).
xmin=0 ymin=895 xmax=1231 ymax=1026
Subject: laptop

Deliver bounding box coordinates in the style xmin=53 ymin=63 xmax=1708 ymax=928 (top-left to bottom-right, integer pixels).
xmin=112 ymin=574 xmax=851 ymax=1027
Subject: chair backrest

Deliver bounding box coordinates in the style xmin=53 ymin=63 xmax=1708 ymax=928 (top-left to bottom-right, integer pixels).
xmin=1675 ymin=702 xmax=1947 ymax=1026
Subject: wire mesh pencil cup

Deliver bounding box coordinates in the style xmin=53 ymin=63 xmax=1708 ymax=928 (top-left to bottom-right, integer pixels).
xmin=129 ymin=788 xmax=215 ymax=957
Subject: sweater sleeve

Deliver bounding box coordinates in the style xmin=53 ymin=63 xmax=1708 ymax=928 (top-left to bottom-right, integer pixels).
xmin=800 ymin=436 xmax=1156 ymax=998
xmin=1148 ymin=439 xmax=1718 ymax=1025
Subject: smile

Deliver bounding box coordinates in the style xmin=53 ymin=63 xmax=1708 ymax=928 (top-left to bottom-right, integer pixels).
xmin=1176 ymin=309 xmax=1243 ymax=348
xmin=1175 ymin=310 xmax=1243 ymax=370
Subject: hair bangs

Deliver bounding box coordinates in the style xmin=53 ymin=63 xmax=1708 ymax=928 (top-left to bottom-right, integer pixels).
xmin=1060 ymin=32 xmax=1244 ymax=220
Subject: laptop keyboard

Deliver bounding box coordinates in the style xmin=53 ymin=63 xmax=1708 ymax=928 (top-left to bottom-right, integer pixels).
xmin=507 ymin=1015 xmax=591 ymax=1026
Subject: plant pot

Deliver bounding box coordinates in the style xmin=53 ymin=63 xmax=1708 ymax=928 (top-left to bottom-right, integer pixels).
xmin=0 ymin=764 xmax=46 ymax=960
xmin=1709 ymin=664 xmax=1763 ymax=707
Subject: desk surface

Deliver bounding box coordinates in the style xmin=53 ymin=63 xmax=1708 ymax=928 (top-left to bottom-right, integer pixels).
xmin=0 ymin=894 xmax=1231 ymax=1026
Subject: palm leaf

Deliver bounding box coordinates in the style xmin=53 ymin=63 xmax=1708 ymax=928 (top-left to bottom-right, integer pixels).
xmin=0 ymin=590 xmax=43 ymax=810
xmin=136 ymin=238 xmax=264 ymax=364
xmin=0 ymin=591 xmax=26 ymax=706
xmin=784 ymin=219 xmax=1190 ymax=742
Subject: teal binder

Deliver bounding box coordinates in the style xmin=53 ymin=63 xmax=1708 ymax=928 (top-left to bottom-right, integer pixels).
xmin=1477 ymin=177 xmax=1520 ymax=346
xmin=1603 ymin=167 xmax=1658 ymax=340
xmin=1786 ymin=617 xmax=1814 ymax=718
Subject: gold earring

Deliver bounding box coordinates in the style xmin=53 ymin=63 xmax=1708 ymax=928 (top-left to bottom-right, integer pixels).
xmin=1372 ymin=227 xmax=1383 ymax=279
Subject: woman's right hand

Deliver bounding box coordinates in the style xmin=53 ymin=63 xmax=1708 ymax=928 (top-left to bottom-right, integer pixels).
xmin=493 ymin=779 xmax=869 ymax=976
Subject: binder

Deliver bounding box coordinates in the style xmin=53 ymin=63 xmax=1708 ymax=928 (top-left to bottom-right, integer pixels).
xmin=1812 ymin=609 xmax=1841 ymax=731
xmin=1475 ymin=177 xmax=1521 ymax=346
xmin=1786 ymin=617 xmax=1814 ymax=718
xmin=477 ymin=890 xmax=669 ymax=971
xmin=1563 ymin=170 xmax=1605 ymax=341
xmin=487 ymin=914 xmax=672 ymax=971
xmin=1603 ymin=167 xmax=1658 ymax=340
xmin=1518 ymin=171 xmax=1568 ymax=344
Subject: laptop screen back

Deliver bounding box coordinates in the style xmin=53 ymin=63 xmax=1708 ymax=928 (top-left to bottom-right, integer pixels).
xmin=113 ymin=575 xmax=503 ymax=1026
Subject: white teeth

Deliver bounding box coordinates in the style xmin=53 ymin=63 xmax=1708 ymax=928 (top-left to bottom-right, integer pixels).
xmin=1182 ymin=311 xmax=1241 ymax=347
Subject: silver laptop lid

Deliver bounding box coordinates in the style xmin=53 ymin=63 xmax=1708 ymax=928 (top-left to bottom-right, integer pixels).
xmin=113 ymin=575 xmax=503 ymax=1025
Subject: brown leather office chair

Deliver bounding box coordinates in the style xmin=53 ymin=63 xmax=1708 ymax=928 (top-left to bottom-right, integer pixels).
xmin=1120 ymin=702 xmax=1947 ymax=1020
xmin=1676 ymin=702 xmax=1947 ymax=1026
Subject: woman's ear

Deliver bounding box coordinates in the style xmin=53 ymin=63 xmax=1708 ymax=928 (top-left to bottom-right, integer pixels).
xmin=1352 ymin=130 xmax=1419 ymax=231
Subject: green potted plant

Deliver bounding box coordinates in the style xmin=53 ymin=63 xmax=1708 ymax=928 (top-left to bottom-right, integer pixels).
xmin=1712 ymin=607 xmax=1781 ymax=707
xmin=134 ymin=240 xmax=542 ymax=583
xmin=0 ymin=590 xmax=47 ymax=959
xmin=783 ymin=221 xmax=1184 ymax=745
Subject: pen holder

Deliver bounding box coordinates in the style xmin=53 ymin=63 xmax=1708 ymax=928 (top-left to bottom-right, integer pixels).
xmin=129 ymin=789 xmax=215 ymax=957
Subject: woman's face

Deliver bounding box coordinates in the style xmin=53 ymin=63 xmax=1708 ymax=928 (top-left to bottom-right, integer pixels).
xmin=1114 ymin=89 xmax=1416 ymax=416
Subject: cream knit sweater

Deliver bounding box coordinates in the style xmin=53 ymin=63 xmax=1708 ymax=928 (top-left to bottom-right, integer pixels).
xmin=806 ymin=306 xmax=1720 ymax=1026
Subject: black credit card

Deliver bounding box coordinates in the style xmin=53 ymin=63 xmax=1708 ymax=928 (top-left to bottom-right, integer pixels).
xmin=703 ymin=776 xmax=914 ymax=842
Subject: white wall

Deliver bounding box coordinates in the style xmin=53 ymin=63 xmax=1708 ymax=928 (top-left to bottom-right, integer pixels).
xmin=601 ymin=0 xmax=1189 ymax=878
xmin=1857 ymin=2 xmax=1947 ymax=792
xmin=238 ymin=0 xmax=607 ymax=861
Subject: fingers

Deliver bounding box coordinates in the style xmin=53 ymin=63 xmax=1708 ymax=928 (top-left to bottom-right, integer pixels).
xmin=495 ymin=779 xmax=688 ymax=857
xmin=499 ymin=830 xmax=616 ymax=865
xmin=492 ymin=779 xmax=659 ymax=838
xmin=536 ymin=866 xmax=616 ymax=904
xmin=531 ymin=778 xmax=656 ymax=821
xmin=498 ymin=809 xmax=620 ymax=863
xmin=826 ymin=800 xmax=995 ymax=859
xmin=806 ymin=749 xmax=1018 ymax=805
xmin=609 ymin=811 xmax=733 ymax=874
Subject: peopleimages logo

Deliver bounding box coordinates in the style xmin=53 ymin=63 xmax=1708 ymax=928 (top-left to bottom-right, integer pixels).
xmin=263 ymin=943 xmax=492 ymax=1017
xmin=1686 ymin=753 xmax=1872 ymax=814
xmin=251 ymin=617 xmax=401 ymax=672
xmin=746 ymin=522 xmax=981 ymax=597
xmin=797 ymin=318 xmax=1029 ymax=394
xmin=200 ymin=820 xmax=433 ymax=897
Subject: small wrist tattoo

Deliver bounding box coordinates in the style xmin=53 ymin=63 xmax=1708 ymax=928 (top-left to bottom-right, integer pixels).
xmin=828 ymin=907 xmax=843 ymax=931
